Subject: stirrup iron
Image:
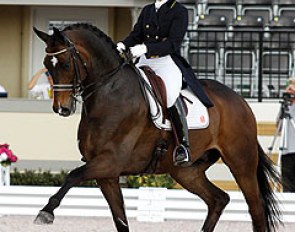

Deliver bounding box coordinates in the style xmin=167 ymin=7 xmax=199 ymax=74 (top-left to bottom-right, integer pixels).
xmin=173 ymin=144 xmax=192 ymax=167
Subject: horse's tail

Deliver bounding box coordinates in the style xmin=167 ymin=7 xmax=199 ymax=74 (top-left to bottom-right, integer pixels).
xmin=257 ymin=141 xmax=282 ymax=232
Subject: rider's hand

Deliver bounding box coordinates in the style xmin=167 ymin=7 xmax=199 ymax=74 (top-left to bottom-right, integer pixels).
xmin=116 ymin=42 xmax=126 ymax=54
xmin=130 ymin=44 xmax=147 ymax=58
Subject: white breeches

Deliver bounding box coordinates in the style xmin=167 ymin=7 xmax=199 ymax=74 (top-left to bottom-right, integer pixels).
xmin=137 ymin=55 xmax=182 ymax=107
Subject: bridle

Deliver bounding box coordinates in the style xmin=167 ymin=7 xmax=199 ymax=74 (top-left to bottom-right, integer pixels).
xmin=46 ymin=35 xmax=87 ymax=101
xmin=46 ymin=33 xmax=127 ymax=103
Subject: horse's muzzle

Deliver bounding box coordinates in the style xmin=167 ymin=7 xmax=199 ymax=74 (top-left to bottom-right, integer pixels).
xmin=53 ymin=104 xmax=75 ymax=117
xmin=59 ymin=106 xmax=72 ymax=117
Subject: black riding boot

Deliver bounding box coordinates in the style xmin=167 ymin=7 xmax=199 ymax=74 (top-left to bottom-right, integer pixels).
xmin=168 ymin=98 xmax=192 ymax=167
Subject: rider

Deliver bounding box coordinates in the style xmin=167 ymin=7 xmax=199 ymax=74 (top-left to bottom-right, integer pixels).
xmin=116 ymin=0 xmax=213 ymax=167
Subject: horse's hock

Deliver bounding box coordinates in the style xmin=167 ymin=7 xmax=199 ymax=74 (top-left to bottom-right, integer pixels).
xmin=211 ymin=122 xmax=278 ymax=191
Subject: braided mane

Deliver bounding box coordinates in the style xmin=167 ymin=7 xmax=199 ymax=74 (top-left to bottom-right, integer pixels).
xmin=63 ymin=23 xmax=117 ymax=51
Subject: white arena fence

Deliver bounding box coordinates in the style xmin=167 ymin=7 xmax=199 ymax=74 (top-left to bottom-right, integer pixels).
xmin=0 ymin=186 xmax=294 ymax=223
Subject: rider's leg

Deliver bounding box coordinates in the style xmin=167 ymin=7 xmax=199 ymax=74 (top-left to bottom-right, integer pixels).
xmin=136 ymin=55 xmax=190 ymax=166
xmin=168 ymin=97 xmax=192 ymax=167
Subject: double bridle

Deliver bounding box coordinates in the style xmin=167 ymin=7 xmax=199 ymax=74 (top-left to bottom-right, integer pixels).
xmin=46 ymin=36 xmax=86 ymax=101
xmin=46 ymin=33 xmax=127 ymax=102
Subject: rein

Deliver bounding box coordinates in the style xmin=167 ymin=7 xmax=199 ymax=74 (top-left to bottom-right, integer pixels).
xmin=82 ymin=61 xmax=128 ymax=101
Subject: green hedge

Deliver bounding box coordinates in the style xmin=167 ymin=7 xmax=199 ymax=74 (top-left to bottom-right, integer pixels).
xmin=126 ymin=174 xmax=175 ymax=189
xmin=10 ymin=169 xmax=176 ymax=189
xmin=10 ymin=169 xmax=96 ymax=187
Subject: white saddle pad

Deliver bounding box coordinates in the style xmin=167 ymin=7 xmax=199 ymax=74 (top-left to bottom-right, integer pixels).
xmin=138 ymin=69 xmax=209 ymax=130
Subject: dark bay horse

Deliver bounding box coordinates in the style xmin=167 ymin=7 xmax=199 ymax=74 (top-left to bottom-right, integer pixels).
xmin=33 ymin=24 xmax=280 ymax=232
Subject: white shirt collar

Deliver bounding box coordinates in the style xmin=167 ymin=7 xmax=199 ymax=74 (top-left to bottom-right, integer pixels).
xmin=155 ymin=0 xmax=168 ymax=10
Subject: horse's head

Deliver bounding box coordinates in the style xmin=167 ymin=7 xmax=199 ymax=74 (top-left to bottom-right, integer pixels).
xmin=34 ymin=24 xmax=127 ymax=117
xmin=33 ymin=26 xmax=88 ymax=117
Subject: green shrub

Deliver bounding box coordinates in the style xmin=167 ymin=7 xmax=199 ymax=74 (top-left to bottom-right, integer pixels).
xmin=10 ymin=169 xmax=176 ymax=189
xmin=10 ymin=169 xmax=97 ymax=187
xmin=127 ymin=174 xmax=175 ymax=189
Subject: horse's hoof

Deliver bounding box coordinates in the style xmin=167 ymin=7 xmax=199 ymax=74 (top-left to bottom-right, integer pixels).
xmin=34 ymin=211 xmax=54 ymax=224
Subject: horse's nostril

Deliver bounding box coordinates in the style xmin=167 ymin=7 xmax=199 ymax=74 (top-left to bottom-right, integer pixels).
xmin=58 ymin=107 xmax=71 ymax=117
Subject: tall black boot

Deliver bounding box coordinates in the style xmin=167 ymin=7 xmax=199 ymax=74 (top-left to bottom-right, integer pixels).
xmin=168 ymin=98 xmax=192 ymax=167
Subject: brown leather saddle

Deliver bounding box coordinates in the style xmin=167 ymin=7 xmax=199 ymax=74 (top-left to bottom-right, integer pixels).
xmin=139 ymin=65 xmax=188 ymax=122
xmin=139 ymin=65 xmax=168 ymax=123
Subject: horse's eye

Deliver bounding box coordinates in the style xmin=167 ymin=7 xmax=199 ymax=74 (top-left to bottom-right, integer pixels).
xmin=64 ymin=63 xmax=70 ymax=70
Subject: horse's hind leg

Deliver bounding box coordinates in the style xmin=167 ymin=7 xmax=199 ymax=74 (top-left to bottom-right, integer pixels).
xmin=98 ymin=178 xmax=130 ymax=232
xmin=170 ymin=151 xmax=230 ymax=232
xmin=228 ymin=164 xmax=266 ymax=231
xmin=234 ymin=173 xmax=265 ymax=231
xmin=228 ymin=155 xmax=281 ymax=232
xmin=226 ymin=146 xmax=276 ymax=232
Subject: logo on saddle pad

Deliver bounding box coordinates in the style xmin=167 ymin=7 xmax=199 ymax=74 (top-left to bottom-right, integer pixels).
xmin=138 ymin=68 xmax=209 ymax=130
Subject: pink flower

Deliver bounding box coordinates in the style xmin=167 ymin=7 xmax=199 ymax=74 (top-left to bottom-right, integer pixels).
xmin=0 ymin=143 xmax=18 ymax=164
xmin=8 ymin=153 xmax=17 ymax=162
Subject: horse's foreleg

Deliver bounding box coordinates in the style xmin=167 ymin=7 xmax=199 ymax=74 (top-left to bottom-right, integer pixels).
xmin=34 ymin=165 xmax=88 ymax=224
xmin=98 ymin=178 xmax=129 ymax=232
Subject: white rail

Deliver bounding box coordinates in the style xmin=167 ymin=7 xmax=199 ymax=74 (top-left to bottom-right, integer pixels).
xmin=0 ymin=186 xmax=294 ymax=223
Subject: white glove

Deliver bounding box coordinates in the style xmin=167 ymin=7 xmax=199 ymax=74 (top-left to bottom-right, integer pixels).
xmin=130 ymin=44 xmax=147 ymax=58
xmin=116 ymin=42 xmax=126 ymax=53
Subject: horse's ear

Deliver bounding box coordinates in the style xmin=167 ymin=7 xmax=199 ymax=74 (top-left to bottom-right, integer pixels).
xmin=53 ymin=27 xmax=60 ymax=35
xmin=52 ymin=27 xmax=66 ymax=44
xmin=33 ymin=27 xmax=50 ymax=43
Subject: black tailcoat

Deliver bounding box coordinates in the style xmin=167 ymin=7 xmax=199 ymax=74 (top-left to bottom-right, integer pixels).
xmin=123 ymin=0 xmax=213 ymax=107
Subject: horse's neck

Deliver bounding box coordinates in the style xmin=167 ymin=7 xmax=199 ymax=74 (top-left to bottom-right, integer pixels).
xmin=83 ymin=64 xmax=143 ymax=117
xmin=93 ymin=53 xmax=120 ymax=78
xmin=84 ymin=46 xmax=121 ymax=87
xmin=80 ymin=35 xmax=145 ymax=115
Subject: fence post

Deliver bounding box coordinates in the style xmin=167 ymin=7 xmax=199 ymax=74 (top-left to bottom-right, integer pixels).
xmin=137 ymin=187 xmax=167 ymax=222
xmin=0 ymin=166 xmax=2 ymax=186
xmin=0 ymin=165 xmax=10 ymax=186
